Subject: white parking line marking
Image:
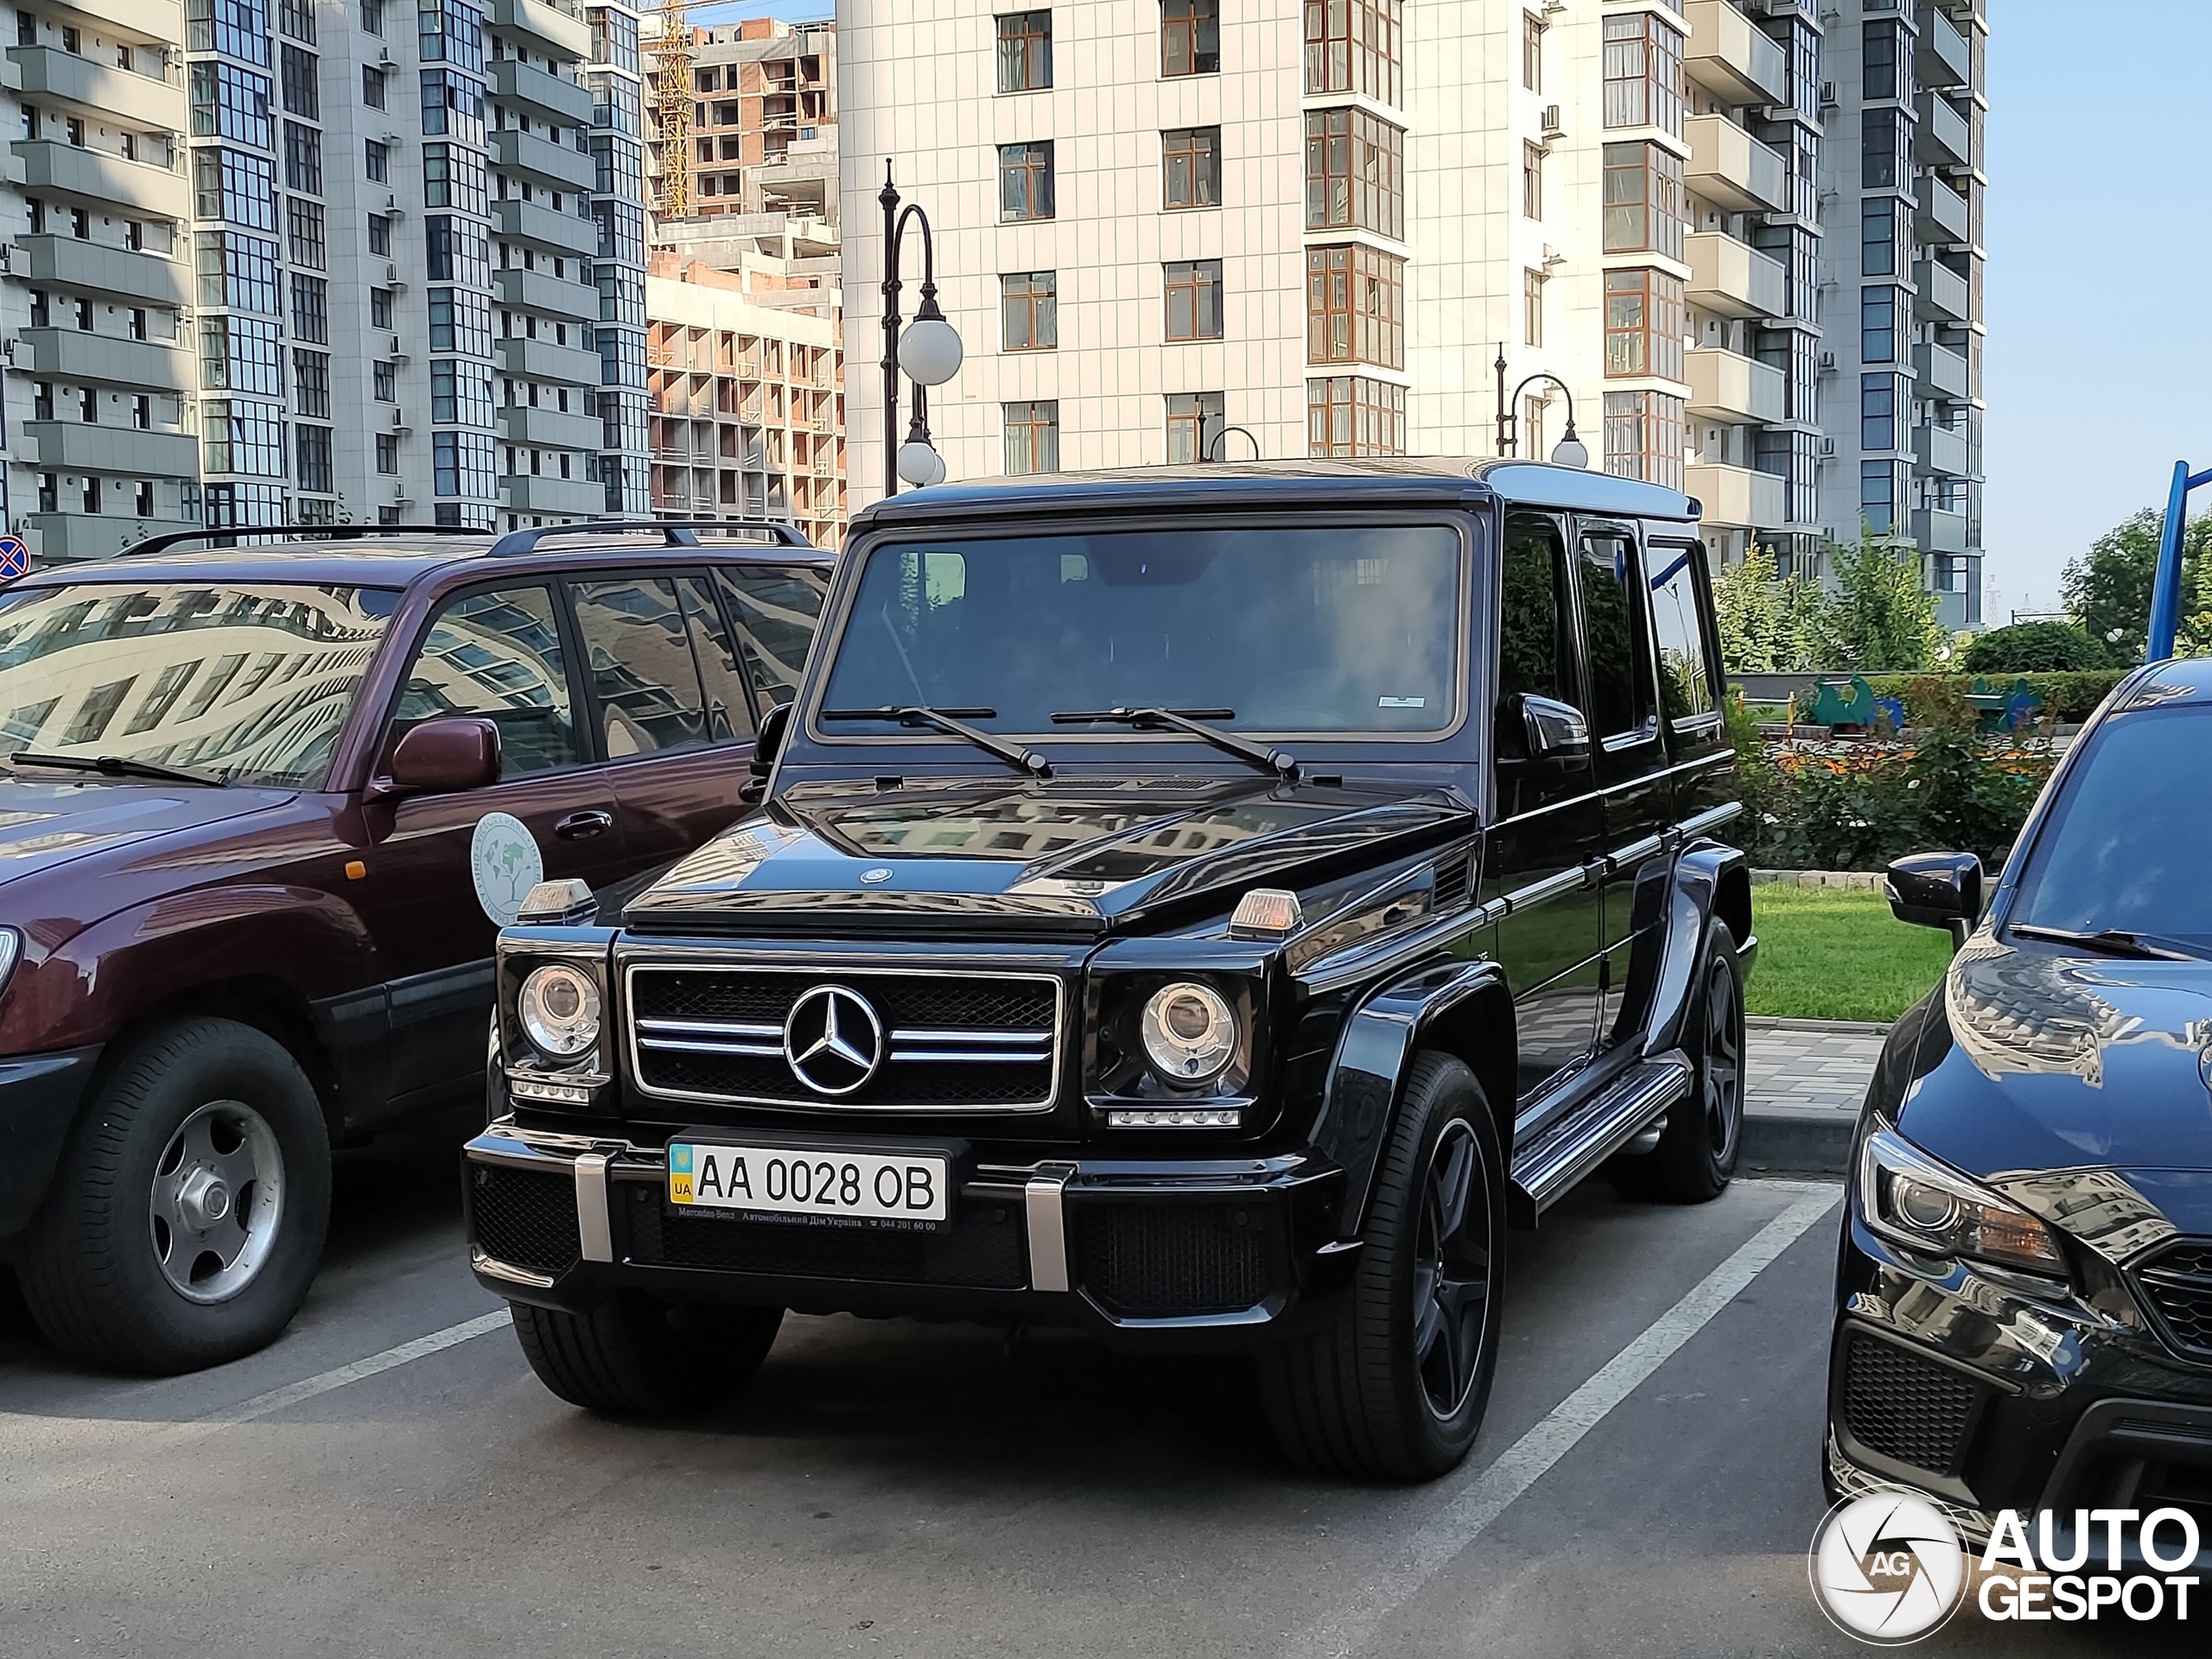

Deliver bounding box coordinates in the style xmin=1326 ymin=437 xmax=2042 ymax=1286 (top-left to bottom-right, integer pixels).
xmin=1297 ymin=1183 xmax=1842 ymax=1659
xmin=207 ymin=1308 xmax=513 ymax=1428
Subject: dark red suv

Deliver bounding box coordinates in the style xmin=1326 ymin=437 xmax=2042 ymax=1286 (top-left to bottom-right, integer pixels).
xmin=0 ymin=521 xmax=831 ymax=1372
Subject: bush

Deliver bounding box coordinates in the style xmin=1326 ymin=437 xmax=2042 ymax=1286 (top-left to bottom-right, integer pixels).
xmin=1958 ymin=620 xmax=2120 ymax=674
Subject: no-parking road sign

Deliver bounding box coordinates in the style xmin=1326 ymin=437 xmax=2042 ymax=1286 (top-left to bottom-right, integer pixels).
xmin=0 ymin=535 xmax=29 ymax=583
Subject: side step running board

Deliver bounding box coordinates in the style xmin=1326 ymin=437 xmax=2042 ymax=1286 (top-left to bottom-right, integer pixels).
xmin=1510 ymin=1051 xmax=1694 ymax=1224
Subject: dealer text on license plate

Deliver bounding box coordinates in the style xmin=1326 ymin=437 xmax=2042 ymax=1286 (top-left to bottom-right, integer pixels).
xmin=667 ymin=1141 xmax=950 ymax=1227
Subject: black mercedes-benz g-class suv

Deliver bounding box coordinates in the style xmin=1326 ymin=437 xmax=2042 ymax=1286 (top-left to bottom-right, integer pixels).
xmin=464 ymin=460 xmax=1752 ymax=1479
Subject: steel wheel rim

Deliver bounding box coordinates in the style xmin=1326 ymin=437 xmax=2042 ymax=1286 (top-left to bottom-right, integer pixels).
xmin=1411 ymin=1118 xmax=1492 ymax=1421
xmin=1704 ymin=961 xmax=1744 ymax=1161
xmin=148 ymin=1099 xmax=285 ymax=1304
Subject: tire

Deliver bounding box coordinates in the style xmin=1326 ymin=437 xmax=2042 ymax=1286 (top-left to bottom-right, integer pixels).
xmin=1615 ymin=919 xmax=1746 ymax=1204
xmin=20 ymin=1017 xmax=332 ymax=1374
xmin=511 ymin=1296 xmax=784 ymax=1417
xmin=1258 ymin=1052 xmax=1507 ymax=1480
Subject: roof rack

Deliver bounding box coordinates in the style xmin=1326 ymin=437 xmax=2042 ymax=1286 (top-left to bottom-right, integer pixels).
xmin=118 ymin=524 xmax=488 ymax=559
xmin=486 ymin=517 xmax=812 ymax=557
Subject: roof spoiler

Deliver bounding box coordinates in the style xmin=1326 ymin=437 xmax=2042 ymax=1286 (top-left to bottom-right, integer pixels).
xmin=488 ymin=518 xmax=812 ymax=556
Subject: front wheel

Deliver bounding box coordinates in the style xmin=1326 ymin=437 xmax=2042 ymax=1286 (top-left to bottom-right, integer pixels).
xmin=1258 ymin=1052 xmax=1507 ymax=1480
xmin=1617 ymin=919 xmax=1746 ymax=1204
xmin=511 ymin=1296 xmax=784 ymax=1416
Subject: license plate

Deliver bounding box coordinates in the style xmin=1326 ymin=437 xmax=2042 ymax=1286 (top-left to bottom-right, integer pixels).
xmin=667 ymin=1141 xmax=950 ymax=1229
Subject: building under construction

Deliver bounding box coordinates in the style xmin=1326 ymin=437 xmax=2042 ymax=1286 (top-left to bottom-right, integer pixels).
xmin=645 ymin=17 xmax=838 ymax=230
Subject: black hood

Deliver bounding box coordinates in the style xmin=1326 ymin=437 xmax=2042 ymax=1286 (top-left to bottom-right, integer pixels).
xmin=1890 ymin=935 xmax=2212 ymax=1248
xmin=621 ymin=773 xmax=1475 ymax=936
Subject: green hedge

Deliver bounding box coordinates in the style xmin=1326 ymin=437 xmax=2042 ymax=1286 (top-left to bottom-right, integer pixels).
xmin=1842 ymin=671 xmax=2130 ymax=724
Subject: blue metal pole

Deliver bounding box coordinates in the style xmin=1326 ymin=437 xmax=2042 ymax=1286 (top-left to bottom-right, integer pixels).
xmin=2149 ymin=460 xmax=2190 ymax=662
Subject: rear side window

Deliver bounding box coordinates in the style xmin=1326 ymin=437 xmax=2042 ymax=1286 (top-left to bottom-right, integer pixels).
xmin=1576 ymin=531 xmax=1654 ymax=741
xmin=392 ymin=584 xmax=582 ymax=775
xmin=716 ymin=563 xmax=829 ymax=709
xmin=677 ymin=575 xmax=756 ymax=740
xmin=569 ymin=575 xmax=709 ymax=757
xmin=1498 ymin=512 xmax=1573 ymax=709
xmin=1645 ymin=543 xmax=1717 ymax=722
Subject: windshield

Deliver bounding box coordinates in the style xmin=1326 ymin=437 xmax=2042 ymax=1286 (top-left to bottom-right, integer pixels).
xmin=0 ymin=582 xmax=398 ymax=788
xmin=816 ymin=525 xmax=1465 ymax=737
xmin=2010 ymin=704 xmax=2212 ymax=945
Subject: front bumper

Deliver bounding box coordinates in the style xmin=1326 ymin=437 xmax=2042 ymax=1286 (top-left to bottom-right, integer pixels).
xmin=1827 ymin=1209 xmax=2212 ymax=1568
xmin=462 ymin=1118 xmax=1353 ymax=1351
xmin=0 ymin=1045 xmax=102 ymax=1242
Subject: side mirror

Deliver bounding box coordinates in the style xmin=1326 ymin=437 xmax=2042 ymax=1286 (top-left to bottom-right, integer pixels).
xmin=1886 ymin=851 xmax=1983 ymax=949
xmin=375 ymin=716 xmax=501 ymax=800
xmin=740 ymin=701 xmax=792 ymax=806
xmin=1497 ymin=693 xmax=1591 ymax=771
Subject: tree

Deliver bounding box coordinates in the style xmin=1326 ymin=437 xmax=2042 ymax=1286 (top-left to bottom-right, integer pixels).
xmin=1713 ymin=544 xmax=1823 ymax=672
xmin=1817 ymin=528 xmax=1944 ymax=671
xmin=2061 ymin=507 xmax=2212 ymax=662
xmin=1958 ymin=620 xmax=2119 ymax=674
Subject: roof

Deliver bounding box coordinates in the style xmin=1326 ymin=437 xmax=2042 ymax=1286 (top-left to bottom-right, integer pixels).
xmin=853 ymin=456 xmax=1700 ymax=531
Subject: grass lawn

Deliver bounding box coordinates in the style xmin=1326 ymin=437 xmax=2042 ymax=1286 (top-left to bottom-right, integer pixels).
xmin=1745 ymin=884 xmax=1953 ymax=1025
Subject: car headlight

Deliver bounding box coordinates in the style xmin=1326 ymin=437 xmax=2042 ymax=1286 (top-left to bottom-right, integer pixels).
xmin=518 ymin=963 xmax=602 ymax=1059
xmin=1858 ymin=1126 xmax=2067 ymax=1276
xmin=1140 ymin=982 xmax=1237 ymax=1085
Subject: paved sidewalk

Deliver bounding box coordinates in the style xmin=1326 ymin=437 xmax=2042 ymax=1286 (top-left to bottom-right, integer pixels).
xmin=1740 ymin=1016 xmax=1890 ymax=1173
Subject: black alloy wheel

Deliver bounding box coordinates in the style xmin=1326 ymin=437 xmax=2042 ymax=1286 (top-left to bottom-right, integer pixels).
xmin=1616 ymin=918 xmax=1746 ymax=1204
xmin=1412 ymin=1119 xmax=1493 ymax=1421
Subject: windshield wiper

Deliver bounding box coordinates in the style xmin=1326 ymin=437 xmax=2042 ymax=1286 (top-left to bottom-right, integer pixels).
xmin=1050 ymin=707 xmax=1299 ymax=781
xmin=10 ymin=751 xmax=226 ymax=787
xmin=819 ymin=707 xmax=1052 ymax=779
xmin=2010 ymin=924 xmax=2210 ymax=962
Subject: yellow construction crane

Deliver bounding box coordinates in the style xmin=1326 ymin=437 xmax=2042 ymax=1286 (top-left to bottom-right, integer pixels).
xmin=653 ymin=3 xmax=694 ymax=219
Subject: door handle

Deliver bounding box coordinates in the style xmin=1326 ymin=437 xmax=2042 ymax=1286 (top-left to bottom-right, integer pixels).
xmin=554 ymin=809 xmax=613 ymax=841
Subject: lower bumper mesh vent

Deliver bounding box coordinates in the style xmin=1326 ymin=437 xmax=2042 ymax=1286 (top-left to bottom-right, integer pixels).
xmin=471 ymin=1165 xmax=582 ymax=1276
xmin=1841 ymin=1330 xmax=1980 ymax=1477
xmin=1076 ymin=1203 xmax=1271 ymax=1319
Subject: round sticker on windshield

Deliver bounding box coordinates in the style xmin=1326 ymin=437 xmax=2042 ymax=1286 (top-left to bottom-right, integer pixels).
xmin=470 ymin=811 xmax=544 ymax=926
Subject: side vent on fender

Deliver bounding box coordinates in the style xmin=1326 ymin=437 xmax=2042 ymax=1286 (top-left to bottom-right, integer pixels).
xmin=1433 ymin=845 xmax=1475 ymax=911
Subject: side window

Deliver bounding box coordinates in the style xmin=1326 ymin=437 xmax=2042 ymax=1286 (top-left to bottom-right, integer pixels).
xmin=678 ymin=575 xmax=756 ymax=740
xmin=1497 ymin=512 xmax=1573 ymax=709
xmin=392 ymin=584 xmax=582 ymax=775
xmin=569 ymin=575 xmax=709 ymax=757
xmin=1576 ymin=531 xmax=1655 ymax=741
xmin=1646 ymin=543 xmax=1718 ymax=723
xmin=716 ymin=563 xmax=830 ymax=709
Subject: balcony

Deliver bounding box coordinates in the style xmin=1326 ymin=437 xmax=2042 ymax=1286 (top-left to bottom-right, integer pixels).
xmin=1685 ymin=231 xmax=1786 ymax=320
xmin=22 ymin=420 xmax=197 ymax=476
xmin=49 ymin=0 xmax=181 ymax=45
xmin=1914 ymin=423 xmax=1970 ymax=478
xmin=1911 ymin=506 xmax=1968 ymax=555
xmin=488 ymin=0 xmax=590 ymax=64
xmin=1916 ymin=175 xmax=1969 ymax=245
xmin=1685 ymin=116 xmax=1789 ymax=214
xmin=1687 ymin=462 xmax=1788 ymax=531
xmin=487 ymin=57 xmax=594 ymax=127
xmin=10 ymin=47 xmax=184 ymax=131
xmin=1918 ymin=8 xmax=1972 ymax=90
xmin=1686 ymin=346 xmax=1786 ymax=424
xmin=16 ymin=327 xmax=190 ymax=390
xmin=1914 ymin=258 xmax=1970 ymax=323
xmin=502 ymin=473 xmax=604 ymax=516
xmin=497 ymin=403 xmax=602 ymax=450
xmin=27 ymin=512 xmax=196 ymax=562
xmin=1912 ymin=340 xmax=1968 ymax=401
xmin=1917 ymin=92 xmax=1972 ymax=168
xmin=1683 ymin=1 xmax=1789 ymax=107
xmin=491 ymin=196 xmax=599 ymax=258
xmin=14 ymin=139 xmax=188 ymax=217
xmin=15 ymin=234 xmax=186 ymax=305
xmin=493 ymin=334 xmax=603 ymax=385
xmin=490 ymin=127 xmax=596 ymax=194
xmin=491 ymin=264 xmax=598 ymax=317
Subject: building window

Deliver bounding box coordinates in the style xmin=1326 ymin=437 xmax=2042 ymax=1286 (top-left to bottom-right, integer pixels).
xmin=1604 ymin=269 xmax=1683 ymax=381
xmin=290 ymin=273 xmax=327 ymax=344
xmin=361 ymin=0 xmax=383 ymax=33
xmin=423 ymin=143 xmax=488 ymax=214
xmin=196 ymin=230 xmax=281 ymax=314
xmin=194 ymin=147 xmax=279 ymax=231
xmin=1603 ymin=391 xmax=1685 ymax=491
xmin=278 ymin=0 xmax=314 ymax=43
xmin=189 ymin=60 xmax=273 ymax=147
xmin=373 ymin=360 xmax=397 ymax=402
xmin=1001 ymin=270 xmax=1058 ymax=351
xmin=1860 ymin=197 xmax=1901 ymax=278
xmin=295 ymin=350 xmax=330 ymax=418
xmin=1003 ymin=399 xmax=1060 ymax=475
xmin=433 ymin=430 xmax=496 ymax=499
xmin=1164 ymin=258 xmax=1224 ymax=341
xmin=280 ymin=41 xmax=318 ymax=117
xmin=1522 ymin=10 xmax=1544 ymax=92
xmin=368 ymin=213 xmax=391 ymax=255
xmin=996 ymin=10 xmax=1051 ymax=93
xmin=376 ymin=433 xmax=398 ymax=473
xmin=1602 ymin=13 xmax=1683 ymax=134
xmin=283 ymin=120 xmax=321 ymax=194
xmin=1860 ymin=459 xmax=1897 ymax=534
xmin=1166 ymin=391 xmax=1224 ymax=463
xmin=429 ymin=287 xmax=492 ymax=355
xmin=371 ymin=287 xmax=393 ymax=329
xmin=1524 ymin=268 xmax=1545 ymax=348
xmin=1305 ymin=107 xmax=1404 ymax=238
xmin=200 ymin=316 xmax=283 ymax=395
xmin=1307 ymin=244 xmax=1403 ymax=369
xmin=1860 ymin=372 xmax=1907 ymax=453
xmin=296 ymin=424 xmax=333 ymax=493
xmin=1601 ymin=143 xmax=1685 ymax=258
xmin=1162 ymin=126 xmax=1221 ymax=210
xmin=1860 ymin=285 xmax=1897 ymax=364
xmin=365 ymin=139 xmax=388 ymax=182
xmin=288 ymin=198 xmax=325 ymax=270
xmin=363 ymin=65 xmax=385 ymax=108
xmin=1304 ymin=0 xmax=1402 ymax=104
xmin=200 ymin=399 xmax=287 ymax=477
xmin=1306 ymin=376 xmax=1405 ymax=457
xmin=1162 ymin=0 xmax=1218 ymax=76
xmin=998 ymin=141 xmax=1054 ymax=221
xmin=1863 ymin=18 xmax=1910 ymax=103
xmin=1522 ymin=142 xmax=1543 ymax=219
xmin=1861 ymin=107 xmax=1908 ymax=190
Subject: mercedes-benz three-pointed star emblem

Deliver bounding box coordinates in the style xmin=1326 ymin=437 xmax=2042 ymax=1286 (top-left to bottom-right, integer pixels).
xmin=781 ymin=984 xmax=884 ymax=1096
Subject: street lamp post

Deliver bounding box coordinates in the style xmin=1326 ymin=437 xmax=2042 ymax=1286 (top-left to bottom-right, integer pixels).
xmin=1492 ymin=345 xmax=1589 ymax=468
xmin=877 ymin=162 xmax=964 ymax=496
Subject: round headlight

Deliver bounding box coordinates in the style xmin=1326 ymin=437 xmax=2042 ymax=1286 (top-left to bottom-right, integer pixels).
xmin=518 ymin=963 xmax=601 ymax=1058
xmin=1894 ymin=1177 xmax=1958 ymax=1232
xmin=1139 ymin=982 xmax=1237 ymax=1085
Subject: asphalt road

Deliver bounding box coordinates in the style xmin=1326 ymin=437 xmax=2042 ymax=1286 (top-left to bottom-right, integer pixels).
xmin=0 ymin=1109 xmax=2195 ymax=1658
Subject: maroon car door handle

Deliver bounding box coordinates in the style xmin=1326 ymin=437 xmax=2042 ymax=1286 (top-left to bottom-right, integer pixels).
xmin=554 ymin=809 xmax=614 ymax=841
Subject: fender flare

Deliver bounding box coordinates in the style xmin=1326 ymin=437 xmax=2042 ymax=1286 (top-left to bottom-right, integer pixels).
xmin=1642 ymin=841 xmax=1750 ymax=1059
xmin=1310 ymin=956 xmax=1513 ymax=1240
